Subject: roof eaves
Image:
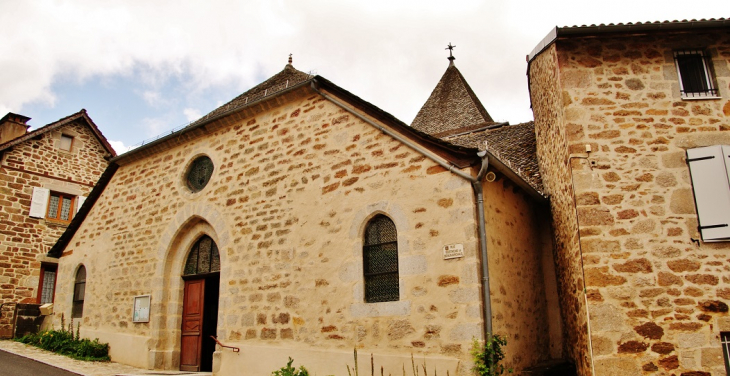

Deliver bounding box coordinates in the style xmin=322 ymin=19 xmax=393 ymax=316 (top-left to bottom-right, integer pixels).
xmin=528 ymin=17 xmax=730 ymax=63
xmin=485 ymin=148 xmax=547 ymax=202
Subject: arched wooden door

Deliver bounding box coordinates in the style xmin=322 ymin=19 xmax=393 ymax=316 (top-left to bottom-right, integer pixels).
xmin=180 ymin=236 xmax=220 ymax=372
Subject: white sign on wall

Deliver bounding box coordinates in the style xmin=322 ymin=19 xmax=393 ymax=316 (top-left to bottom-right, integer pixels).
xmin=133 ymin=295 xmax=151 ymax=323
xmin=443 ymin=244 xmax=464 ymax=260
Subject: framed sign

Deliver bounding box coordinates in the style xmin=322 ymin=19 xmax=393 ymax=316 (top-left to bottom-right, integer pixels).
xmin=133 ymin=295 xmax=151 ymax=323
xmin=443 ymin=244 xmax=464 ymax=260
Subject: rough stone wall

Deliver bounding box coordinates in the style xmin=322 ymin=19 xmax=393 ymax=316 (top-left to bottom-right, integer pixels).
xmin=53 ymin=91 xmax=497 ymax=374
xmin=483 ymin=175 xmax=562 ymax=370
xmin=529 ymin=45 xmax=593 ymax=375
xmin=0 ymin=121 xmax=109 ymax=331
xmin=538 ymin=30 xmax=730 ymax=375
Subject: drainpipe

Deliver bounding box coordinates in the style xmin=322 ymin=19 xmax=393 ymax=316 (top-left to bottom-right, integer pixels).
xmin=310 ymin=80 xmax=495 ymax=340
xmin=471 ymin=154 xmax=493 ymax=339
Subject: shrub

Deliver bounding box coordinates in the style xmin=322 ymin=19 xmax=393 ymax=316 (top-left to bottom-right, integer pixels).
xmin=15 ymin=320 xmax=109 ymax=361
xmin=470 ymin=336 xmax=512 ymax=376
xmin=272 ymin=357 xmax=309 ymax=376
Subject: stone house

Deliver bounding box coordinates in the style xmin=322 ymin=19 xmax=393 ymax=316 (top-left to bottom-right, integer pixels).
xmin=47 ymin=59 xmax=566 ymax=375
xmin=0 ymin=110 xmax=115 ymax=337
xmin=528 ymin=18 xmax=730 ymax=375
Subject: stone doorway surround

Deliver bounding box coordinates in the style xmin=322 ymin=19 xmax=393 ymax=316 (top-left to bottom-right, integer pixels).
xmin=147 ymin=202 xmax=231 ymax=371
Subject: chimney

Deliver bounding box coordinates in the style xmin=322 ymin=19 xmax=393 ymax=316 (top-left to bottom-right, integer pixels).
xmin=0 ymin=113 xmax=31 ymax=144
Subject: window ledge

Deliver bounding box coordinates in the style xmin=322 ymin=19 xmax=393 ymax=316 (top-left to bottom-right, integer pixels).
xmin=681 ymin=96 xmax=722 ymax=101
xmin=44 ymin=219 xmax=70 ymax=228
xmin=350 ymin=300 xmax=410 ymax=318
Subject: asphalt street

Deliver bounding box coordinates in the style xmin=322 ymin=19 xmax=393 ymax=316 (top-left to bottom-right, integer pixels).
xmin=0 ymin=349 xmax=81 ymax=376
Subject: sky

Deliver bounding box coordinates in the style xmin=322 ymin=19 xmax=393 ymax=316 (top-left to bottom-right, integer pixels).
xmin=0 ymin=1 xmax=727 ymax=154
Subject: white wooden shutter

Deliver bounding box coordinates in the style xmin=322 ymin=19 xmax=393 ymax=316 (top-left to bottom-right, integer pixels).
xmin=29 ymin=187 xmax=50 ymax=218
xmin=76 ymin=195 xmax=86 ymax=214
xmin=687 ymin=145 xmax=730 ymax=241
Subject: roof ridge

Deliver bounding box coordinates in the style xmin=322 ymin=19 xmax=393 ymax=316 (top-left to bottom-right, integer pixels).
xmin=189 ymin=64 xmax=312 ymax=127
xmin=0 ymin=109 xmax=116 ymax=156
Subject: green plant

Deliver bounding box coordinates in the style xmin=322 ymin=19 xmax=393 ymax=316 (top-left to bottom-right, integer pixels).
xmin=272 ymin=357 xmax=309 ymax=376
xmin=14 ymin=320 xmax=110 ymax=362
xmin=470 ymin=336 xmax=512 ymax=376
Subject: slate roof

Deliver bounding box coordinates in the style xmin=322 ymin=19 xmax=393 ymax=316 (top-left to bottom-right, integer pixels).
xmin=0 ymin=109 xmax=116 ymax=157
xmin=189 ymin=64 xmax=312 ymax=127
xmin=444 ymin=121 xmax=543 ymax=193
xmin=411 ymin=62 xmax=497 ymax=136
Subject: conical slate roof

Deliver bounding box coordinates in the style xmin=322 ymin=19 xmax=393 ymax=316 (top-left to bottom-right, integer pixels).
xmin=190 ymin=63 xmax=312 ymax=126
xmin=411 ymin=62 xmax=495 ymax=136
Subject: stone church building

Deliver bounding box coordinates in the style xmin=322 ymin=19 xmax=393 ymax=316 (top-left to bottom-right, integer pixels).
xmin=46 ymin=55 xmax=564 ymax=375
xmin=45 ymin=17 xmax=730 ymax=376
xmin=0 ymin=110 xmax=115 ymax=337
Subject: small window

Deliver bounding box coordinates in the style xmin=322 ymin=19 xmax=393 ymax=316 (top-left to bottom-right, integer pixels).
xmin=363 ymin=215 xmax=399 ymax=303
xmin=186 ymin=156 xmax=214 ymax=192
xmin=674 ymin=50 xmax=718 ymax=98
xmin=46 ymin=192 xmax=75 ymax=223
xmin=72 ymin=265 xmax=86 ymax=318
xmin=37 ymin=264 xmax=57 ymax=304
xmin=59 ymin=134 xmax=73 ymax=151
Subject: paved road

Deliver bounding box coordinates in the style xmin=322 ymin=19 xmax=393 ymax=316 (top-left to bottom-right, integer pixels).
xmin=0 ymin=349 xmax=81 ymax=376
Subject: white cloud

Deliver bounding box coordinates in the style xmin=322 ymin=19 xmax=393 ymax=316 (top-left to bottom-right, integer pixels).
xmin=0 ymin=0 xmax=727 ymax=131
xmin=141 ymin=90 xmax=166 ymax=107
xmin=108 ymin=139 xmax=136 ymax=154
xmin=183 ymin=108 xmax=201 ymax=122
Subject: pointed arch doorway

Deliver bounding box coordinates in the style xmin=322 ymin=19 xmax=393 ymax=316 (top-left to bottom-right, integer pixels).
xmin=180 ymin=235 xmax=220 ymax=372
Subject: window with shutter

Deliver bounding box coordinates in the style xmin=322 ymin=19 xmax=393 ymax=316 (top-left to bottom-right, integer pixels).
xmin=76 ymin=195 xmax=86 ymax=214
xmin=686 ymin=145 xmax=730 ymax=241
xmin=29 ymin=187 xmax=50 ymax=218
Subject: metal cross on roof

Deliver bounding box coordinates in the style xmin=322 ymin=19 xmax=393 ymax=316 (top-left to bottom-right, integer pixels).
xmin=446 ymin=43 xmax=456 ymax=62
xmin=288 ymin=54 xmax=293 ymax=64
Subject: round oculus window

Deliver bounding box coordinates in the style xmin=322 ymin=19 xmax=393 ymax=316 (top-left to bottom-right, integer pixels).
xmin=186 ymin=156 xmax=214 ymax=192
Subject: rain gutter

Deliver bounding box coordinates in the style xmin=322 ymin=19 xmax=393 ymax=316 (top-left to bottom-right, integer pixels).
xmin=309 ymin=79 xmax=495 ymax=340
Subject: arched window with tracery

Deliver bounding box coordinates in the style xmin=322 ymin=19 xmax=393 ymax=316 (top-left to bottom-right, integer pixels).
xmin=363 ymin=215 xmax=399 ymax=303
xmin=184 ymin=235 xmax=220 ymax=276
xmin=72 ymin=265 xmax=86 ymax=318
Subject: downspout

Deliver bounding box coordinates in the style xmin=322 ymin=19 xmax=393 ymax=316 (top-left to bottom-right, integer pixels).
xmin=472 ymin=154 xmax=493 ymax=339
xmin=310 ymin=80 xmax=495 ymax=340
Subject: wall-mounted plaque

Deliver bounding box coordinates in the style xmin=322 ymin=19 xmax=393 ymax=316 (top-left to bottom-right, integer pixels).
xmin=443 ymin=244 xmax=464 ymax=260
xmin=133 ymin=295 xmax=151 ymax=323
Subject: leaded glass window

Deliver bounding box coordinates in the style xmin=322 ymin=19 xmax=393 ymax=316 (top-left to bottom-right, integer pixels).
xmin=186 ymin=156 xmax=214 ymax=192
xmin=46 ymin=192 xmax=74 ymax=222
xmin=184 ymin=236 xmax=220 ymax=275
xmin=40 ymin=268 xmax=56 ymax=304
xmin=363 ymin=215 xmax=399 ymax=303
xmin=72 ymin=265 xmax=86 ymax=318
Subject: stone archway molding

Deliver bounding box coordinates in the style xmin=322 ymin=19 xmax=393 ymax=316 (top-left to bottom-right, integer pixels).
xmin=147 ymin=202 xmax=231 ymax=370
